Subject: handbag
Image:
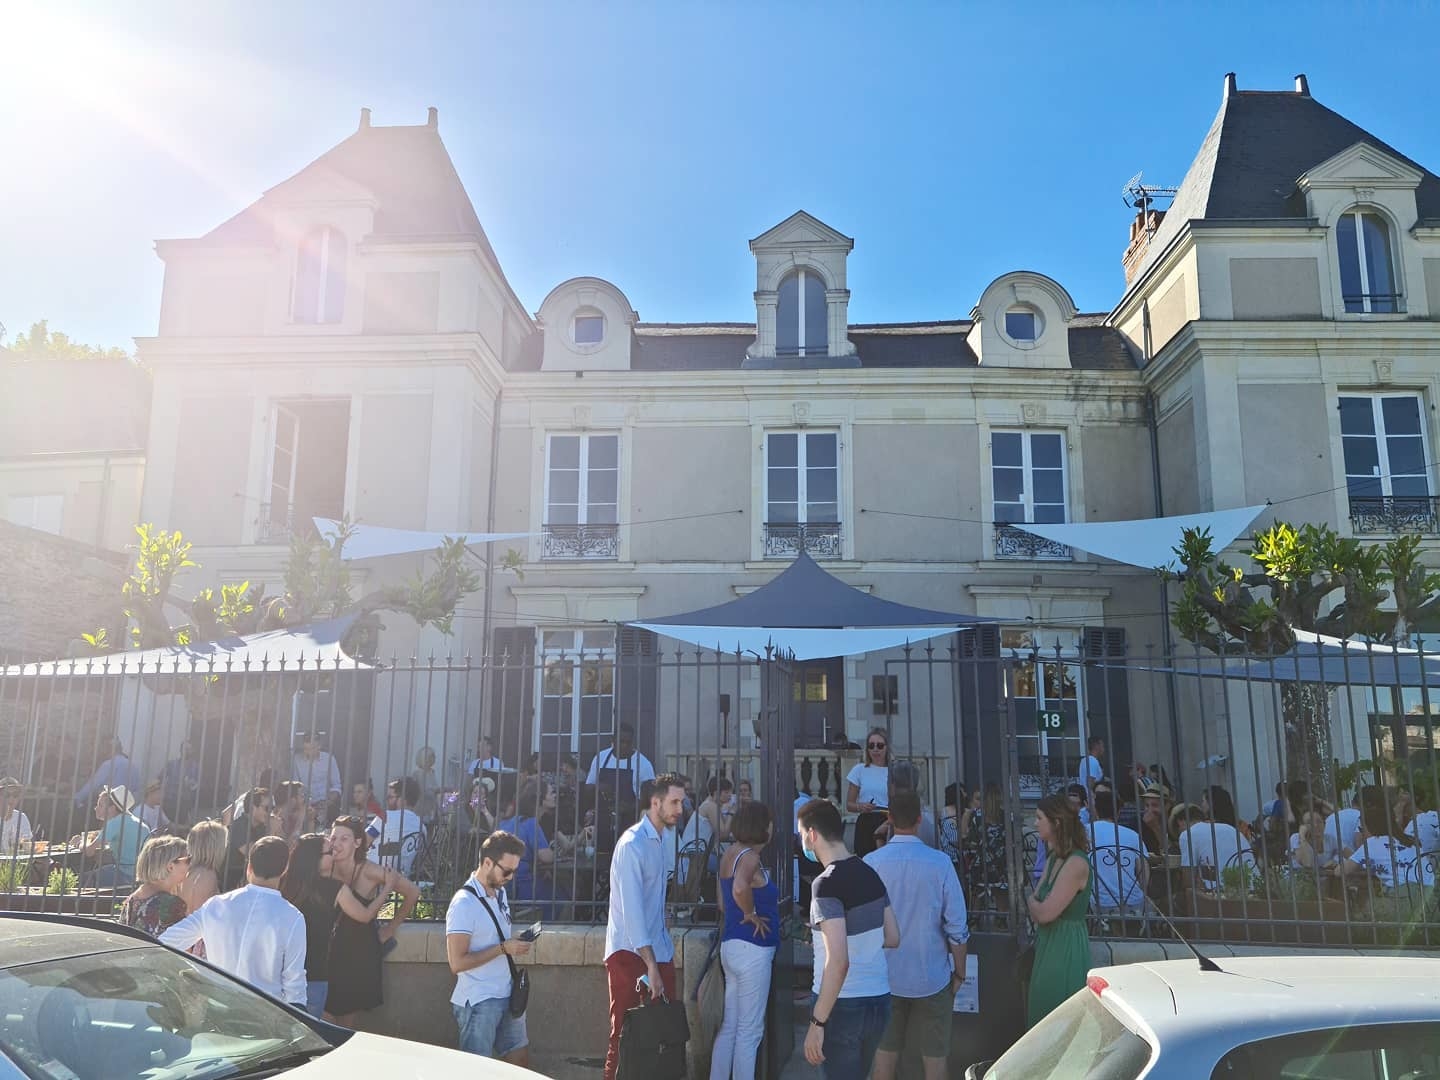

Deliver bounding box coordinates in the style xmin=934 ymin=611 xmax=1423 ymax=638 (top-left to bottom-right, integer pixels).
xmin=469 ymin=884 xmax=530 ymax=1018
xmin=616 ymin=993 xmax=690 ymax=1080
xmin=693 ymin=930 xmax=725 ymax=1045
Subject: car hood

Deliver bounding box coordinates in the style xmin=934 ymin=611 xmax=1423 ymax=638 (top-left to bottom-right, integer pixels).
xmin=294 ymin=1031 xmax=533 ymax=1078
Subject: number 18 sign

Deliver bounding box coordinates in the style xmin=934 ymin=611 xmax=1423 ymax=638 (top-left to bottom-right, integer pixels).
xmin=1037 ymin=710 xmax=1064 ymax=733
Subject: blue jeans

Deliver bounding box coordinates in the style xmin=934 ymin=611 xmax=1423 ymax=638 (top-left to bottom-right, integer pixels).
xmin=453 ymin=997 xmax=528 ymax=1059
xmin=305 ymin=981 xmax=328 ymax=1018
xmin=815 ymin=993 xmax=890 ymax=1080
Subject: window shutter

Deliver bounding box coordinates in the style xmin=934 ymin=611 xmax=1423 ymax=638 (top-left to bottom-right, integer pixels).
xmin=956 ymin=624 xmax=1003 ymax=791
xmin=616 ymin=626 xmax=660 ymax=764
xmin=1082 ymin=626 xmax=1132 ymax=773
xmin=958 ymin=624 xmax=1001 ymax=659
xmin=489 ymin=626 xmax=535 ymax=769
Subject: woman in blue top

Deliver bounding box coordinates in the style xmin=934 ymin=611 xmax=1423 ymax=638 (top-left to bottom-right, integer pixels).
xmin=710 ymin=800 xmax=779 ymax=1080
xmin=495 ymin=779 xmax=571 ymax=909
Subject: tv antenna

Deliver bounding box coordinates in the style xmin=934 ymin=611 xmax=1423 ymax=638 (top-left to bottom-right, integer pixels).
xmin=1121 ymin=171 xmax=1179 ymax=242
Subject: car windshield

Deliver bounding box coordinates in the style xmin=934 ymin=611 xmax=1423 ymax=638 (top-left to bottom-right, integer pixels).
xmin=987 ymin=989 xmax=1153 ymax=1080
xmin=0 ymin=942 xmax=334 ymax=1080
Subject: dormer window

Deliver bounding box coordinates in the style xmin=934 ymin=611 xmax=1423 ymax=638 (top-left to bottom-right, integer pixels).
xmin=1337 ymin=209 xmax=1398 ymax=313
xmin=573 ymin=312 xmax=605 ymax=346
xmin=293 ymin=226 xmax=346 ymax=325
xmin=776 ymin=268 xmax=828 ymax=357
xmin=1004 ymin=308 xmax=1039 ymax=342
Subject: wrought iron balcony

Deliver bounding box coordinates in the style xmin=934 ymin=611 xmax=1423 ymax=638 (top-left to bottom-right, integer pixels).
xmin=763 ymin=522 xmax=842 ymax=559
xmin=994 ymin=523 xmax=1072 ymax=561
xmin=256 ymin=503 xmax=297 ymax=545
xmin=1348 ymin=495 xmax=1440 ymax=535
xmin=1342 ymin=292 xmax=1403 ymax=314
xmin=542 ymin=523 xmax=620 ymax=560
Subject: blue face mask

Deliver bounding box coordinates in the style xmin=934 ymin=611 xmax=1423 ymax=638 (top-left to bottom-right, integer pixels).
xmin=801 ymin=835 xmax=820 ymax=863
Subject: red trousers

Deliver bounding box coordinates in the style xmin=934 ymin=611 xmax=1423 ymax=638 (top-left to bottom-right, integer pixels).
xmin=604 ymin=949 xmax=677 ymax=1080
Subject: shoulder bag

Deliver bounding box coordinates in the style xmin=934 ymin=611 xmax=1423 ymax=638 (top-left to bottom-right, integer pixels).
xmin=469 ymin=884 xmax=530 ymax=1018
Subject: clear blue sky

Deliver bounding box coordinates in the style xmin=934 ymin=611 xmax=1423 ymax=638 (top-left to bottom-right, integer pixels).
xmin=3 ymin=1 xmax=1438 ymax=350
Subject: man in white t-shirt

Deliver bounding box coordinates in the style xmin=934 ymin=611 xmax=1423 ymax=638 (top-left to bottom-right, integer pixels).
xmin=466 ymin=736 xmax=506 ymax=776
xmin=368 ymin=777 xmax=426 ymax=877
xmin=584 ymin=725 xmax=656 ymax=799
xmin=1178 ymin=817 xmax=1252 ymax=891
xmin=1406 ymin=806 xmax=1440 ymax=854
xmin=1340 ymin=804 xmax=1436 ymax=890
xmin=445 ymin=830 xmax=533 ymax=1065
xmin=1087 ymin=791 xmax=1148 ymax=911
xmin=1077 ymin=736 xmax=1105 ymax=798
xmin=1323 ymin=798 xmax=1364 ymax=861
xmin=0 ymin=779 xmax=32 ymax=852
xmin=291 ymin=735 xmax=342 ymax=807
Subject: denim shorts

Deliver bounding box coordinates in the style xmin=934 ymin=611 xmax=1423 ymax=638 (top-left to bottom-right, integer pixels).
xmin=453 ymin=996 xmax=528 ymax=1059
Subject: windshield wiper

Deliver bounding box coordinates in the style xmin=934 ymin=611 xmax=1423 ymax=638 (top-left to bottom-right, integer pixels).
xmin=218 ymin=1046 xmax=333 ymax=1080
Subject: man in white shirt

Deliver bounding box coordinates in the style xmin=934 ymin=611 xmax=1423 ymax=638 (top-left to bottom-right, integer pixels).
xmin=368 ymin=777 xmax=426 ymax=877
xmin=1406 ymin=805 xmax=1440 ymax=854
xmin=291 ymin=735 xmax=342 ymax=808
xmin=446 ymin=830 xmax=533 ymax=1065
xmin=466 ymin=736 xmax=506 ymax=776
xmin=0 ymin=779 xmax=33 ymax=852
xmin=1087 ymin=791 xmax=1149 ymax=912
xmin=585 ymin=724 xmax=656 ymax=802
xmin=1323 ymin=796 xmax=1364 ymax=861
xmin=161 ymin=836 xmax=307 ymax=1006
xmin=1077 ymin=736 xmax=1105 ymax=799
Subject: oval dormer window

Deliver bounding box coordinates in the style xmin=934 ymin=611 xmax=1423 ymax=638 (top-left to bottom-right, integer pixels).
xmin=573 ymin=311 xmax=605 ymax=346
xmin=1003 ymin=305 xmax=1042 ymax=344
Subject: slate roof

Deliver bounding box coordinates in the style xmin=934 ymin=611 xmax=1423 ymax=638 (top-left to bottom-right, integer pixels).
xmin=1134 ymin=88 xmax=1440 ymax=284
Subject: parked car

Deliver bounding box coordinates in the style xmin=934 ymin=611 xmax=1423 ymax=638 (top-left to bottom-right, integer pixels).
xmin=0 ymin=913 xmax=528 ymax=1079
xmin=967 ymin=954 xmax=1440 ymax=1079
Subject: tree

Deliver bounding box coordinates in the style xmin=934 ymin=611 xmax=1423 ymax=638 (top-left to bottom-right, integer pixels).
xmin=1168 ymin=522 xmax=1440 ymax=795
xmin=5 ymin=319 xmax=131 ymax=363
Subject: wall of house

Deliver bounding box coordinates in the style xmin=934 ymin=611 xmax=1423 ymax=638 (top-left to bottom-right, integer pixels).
xmin=0 ymin=456 xmax=145 ymax=553
xmin=628 ymin=426 xmax=751 ymax=563
xmin=354 ymin=392 xmax=435 ymax=527
xmin=851 ymin=423 xmax=974 ymax=562
xmin=1227 ymin=257 xmax=1324 ymax=319
xmin=1237 ymin=382 xmax=1333 ymax=524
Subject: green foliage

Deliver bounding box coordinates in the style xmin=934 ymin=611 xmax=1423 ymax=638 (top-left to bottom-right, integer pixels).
xmin=1334 ymin=758 xmax=1376 ymax=803
xmin=0 ymin=861 xmax=29 ymax=892
xmin=45 ymin=867 xmax=78 ymax=895
xmin=6 ymin=319 xmax=130 ymax=362
xmin=80 ymin=629 xmax=109 ymax=652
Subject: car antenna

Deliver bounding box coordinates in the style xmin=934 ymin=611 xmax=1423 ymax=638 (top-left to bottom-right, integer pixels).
xmin=1141 ymin=895 xmax=1225 ymax=973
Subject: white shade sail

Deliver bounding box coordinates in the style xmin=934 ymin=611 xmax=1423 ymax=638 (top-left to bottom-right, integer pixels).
xmin=1014 ymin=505 xmax=1267 ymax=570
xmin=630 ymin=623 xmax=963 ymax=660
xmin=314 ymin=518 xmax=529 ymax=561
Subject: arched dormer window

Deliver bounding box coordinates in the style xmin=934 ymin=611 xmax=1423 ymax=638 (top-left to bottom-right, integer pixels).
xmin=776 ymin=268 xmax=827 ymax=357
xmin=293 ymin=226 xmax=346 ymax=324
xmin=1337 ymin=209 xmax=1398 ymax=313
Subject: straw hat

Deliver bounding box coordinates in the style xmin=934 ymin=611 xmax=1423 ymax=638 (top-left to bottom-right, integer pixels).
xmin=1169 ymin=801 xmax=1200 ymax=824
xmin=1140 ymin=782 xmax=1171 ymax=802
xmin=103 ymin=785 xmax=136 ymax=813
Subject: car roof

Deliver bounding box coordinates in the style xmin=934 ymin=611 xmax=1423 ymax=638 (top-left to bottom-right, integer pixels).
xmin=0 ymin=913 xmax=155 ymax=968
xmin=1092 ymin=955 xmax=1440 ymax=1052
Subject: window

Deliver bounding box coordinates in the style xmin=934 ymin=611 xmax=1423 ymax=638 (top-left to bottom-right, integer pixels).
xmin=765 ymin=431 xmax=841 ymax=557
xmin=5 ymin=494 xmax=63 ymax=535
xmin=1007 ymin=629 xmax=1083 ymax=799
xmin=1211 ymin=1022 xmax=1440 ymax=1079
xmin=573 ymin=313 xmax=605 ymax=346
xmin=258 ymin=399 xmax=350 ymax=544
xmin=993 ymin=431 xmax=1067 ymax=524
xmin=1340 ymin=394 xmax=1434 ymax=532
xmin=1004 ymin=309 xmax=1039 ymax=342
xmin=538 ymin=629 xmax=615 ymax=755
xmin=776 ymin=268 xmax=828 ymax=357
xmin=1337 ymin=209 xmax=1398 ymax=313
xmin=544 ymin=434 xmax=620 ymax=558
xmin=292 ymin=226 xmax=346 ymax=324
xmin=871 ymin=674 xmax=898 ymax=716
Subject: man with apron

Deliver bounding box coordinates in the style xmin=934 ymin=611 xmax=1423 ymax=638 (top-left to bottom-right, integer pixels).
xmin=585 ymin=724 xmax=656 ymax=849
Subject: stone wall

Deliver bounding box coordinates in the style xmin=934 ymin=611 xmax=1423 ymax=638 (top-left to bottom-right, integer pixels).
xmin=0 ymin=520 xmax=128 ymax=661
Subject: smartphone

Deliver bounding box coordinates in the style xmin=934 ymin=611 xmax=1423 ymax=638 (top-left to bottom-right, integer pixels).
xmin=518 ymin=922 xmax=543 ymax=942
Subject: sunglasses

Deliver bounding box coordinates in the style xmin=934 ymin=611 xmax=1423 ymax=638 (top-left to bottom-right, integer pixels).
xmin=496 ymin=864 xmax=517 ymax=879
xmin=868 ymin=742 xmax=887 ymax=750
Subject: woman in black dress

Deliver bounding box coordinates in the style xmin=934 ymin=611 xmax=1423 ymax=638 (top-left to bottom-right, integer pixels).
xmin=323 ymin=816 xmax=419 ymax=1027
xmin=279 ymin=833 xmax=343 ymax=1018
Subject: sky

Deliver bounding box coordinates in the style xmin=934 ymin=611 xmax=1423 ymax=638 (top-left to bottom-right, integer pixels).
xmin=3 ymin=1 xmax=1438 ymax=351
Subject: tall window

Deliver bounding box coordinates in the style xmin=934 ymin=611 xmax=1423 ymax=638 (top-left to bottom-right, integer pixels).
xmin=766 ymin=432 xmax=838 ymax=524
xmin=1337 ymin=209 xmax=1398 ymax=313
xmin=293 ymin=226 xmax=346 ymax=324
xmin=992 ymin=431 xmax=1067 ymax=524
xmin=546 ymin=434 xmax=619 ymax=526
xmin=538 ymin=629 xmax=615 ymax=756
xmin=258 ymin=399 xmax=350 ymax=544
xmin=1340 ymin=394 xmax=1432 ymax=535
xmin=775 ymin=269 xmax=828 ymax=357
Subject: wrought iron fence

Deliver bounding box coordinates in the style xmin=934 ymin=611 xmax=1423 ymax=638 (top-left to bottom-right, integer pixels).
xmin=762 ymin=521 xmax=841 ymax=559
xmin=1347 ymin=495 xmax=1440 ymax=535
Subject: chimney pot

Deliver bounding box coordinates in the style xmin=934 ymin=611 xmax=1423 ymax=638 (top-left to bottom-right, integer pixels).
xmin=427 ymin=106 xmax=438 ymax=129
xmin=1294 ymin=73 xmax=1310 ymax=96
xmin=1223 ymin=72 xmax=1237 ymax=99
xmin=359 ymin=107 xmax=372 ymax=129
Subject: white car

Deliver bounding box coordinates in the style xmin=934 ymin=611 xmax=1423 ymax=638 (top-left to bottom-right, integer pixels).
xmin=968 ymin=954 xmax=1440 ymax=1079
xmin=0 ymin=914 xmax=529 ymax=1079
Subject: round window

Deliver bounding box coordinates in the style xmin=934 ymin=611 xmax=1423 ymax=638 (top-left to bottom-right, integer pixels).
xmin=573 ymin=312 xmax=605 ymax=346
xmin=1003 ymin=306 xmax=1042 ymax=344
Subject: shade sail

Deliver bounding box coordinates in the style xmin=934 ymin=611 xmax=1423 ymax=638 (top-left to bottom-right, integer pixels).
xmin=1121 ymin=630 xmax=1440 ymax=687
xmin=2 ymin=617 xmax=369 ymax=677
xmin=1014 ymin=505 xmax=1266 ymax=570
xmin=314 ymin=518 xmax=529 ymax=561
xmin=631 ymin=552 xmax=995 ymax=659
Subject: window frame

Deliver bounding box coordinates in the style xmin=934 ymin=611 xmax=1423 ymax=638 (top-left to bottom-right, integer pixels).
xmin=1338 ymin=392 xmax=1432 ymax=502
xmin=1336 ymin=207 xmax=1400 ymax=314
xmin=763 ymin=429 xmax=841 ymax=527
xmin=544 ymin=433 xmax=620 ymax=528
xmin=535 ymin=628 xmax=616 ymax=754
xmin=4 ymin=493 xmax=64 ymax=535
xmin=775 ymin=268 xmax=828 ymax=358
xmin=291 ymin=225 xmax=346 ymax=325
xmin=991 ymin=429 xmax=1069 ymax=525
xmin=572 ymin=312 xmax=605 ymax=347
xmin=1003 ymin=307 xmax=1041 ymax=344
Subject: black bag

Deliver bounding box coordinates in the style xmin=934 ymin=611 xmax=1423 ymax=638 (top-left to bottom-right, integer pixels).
xmin=470 ymin=884 xmax=530 ymax=1018
xmin=616 ymin=995 xmax=690 ymax=1080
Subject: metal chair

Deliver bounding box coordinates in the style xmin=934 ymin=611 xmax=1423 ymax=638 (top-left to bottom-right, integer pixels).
xmin=1089 ymin=844 xmax=1150 ymax=937
xmin=669 ymin=839 xmax=713 ymax=905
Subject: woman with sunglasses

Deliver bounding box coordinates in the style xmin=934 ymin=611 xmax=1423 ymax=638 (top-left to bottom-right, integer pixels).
xmin=846 ymin=727 xmax=892 ymax=858
xmin=119 ymin=835 xmax=191 ymax=938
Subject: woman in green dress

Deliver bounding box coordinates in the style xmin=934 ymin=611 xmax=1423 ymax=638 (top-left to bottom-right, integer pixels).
xmin=1025 ymin=791 xmax=1092 ymax=1027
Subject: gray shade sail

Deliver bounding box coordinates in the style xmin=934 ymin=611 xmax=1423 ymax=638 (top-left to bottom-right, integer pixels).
xmin=2 ymin=617 xmax=369 ymax=677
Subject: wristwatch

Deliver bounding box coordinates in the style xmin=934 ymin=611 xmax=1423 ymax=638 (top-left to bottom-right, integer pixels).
xmin=809 ymin=1014 xmax=827 ymax=1028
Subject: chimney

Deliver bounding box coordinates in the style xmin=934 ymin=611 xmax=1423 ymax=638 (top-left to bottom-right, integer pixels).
xmin=427 ymin=106 xmax=438 ymax=129
xmin=359 ymin=107 xmax=372 ymax=130
xmin=1294 ymin=73 xmax=1310 ymax=96
xmin=1122 ymin=207 xmax=1167 ymax=286
xmin=1223 ymin=72 xmax=1237 ymax=99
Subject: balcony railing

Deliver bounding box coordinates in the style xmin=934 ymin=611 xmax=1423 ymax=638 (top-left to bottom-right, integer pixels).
xmin=1349 ymin=495 xmax=1440 ymax=535
xmin=256 ymin=503 xmax=297 ymax=545
xmin=994 ymin=523 xmax=1072 ymax=561
xmin=763 ymin=521 xmax=842 ymax=559
xmin=1342 ymin=292 xmax=1403 ymax=314
xmin=542 ymin=523 xmax=619 ymax=560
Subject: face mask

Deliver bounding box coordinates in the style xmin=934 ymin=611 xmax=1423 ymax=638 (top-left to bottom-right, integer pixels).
xmin=801 ymin=834 xmax=820 ymax=863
